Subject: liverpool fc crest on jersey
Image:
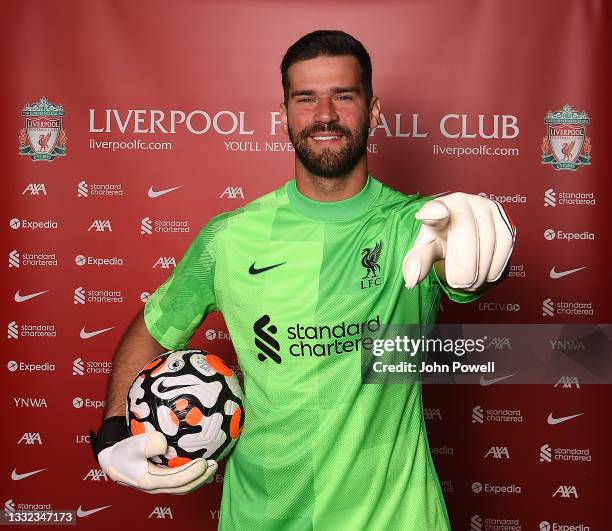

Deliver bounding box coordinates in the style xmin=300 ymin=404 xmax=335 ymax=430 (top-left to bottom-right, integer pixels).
xmin=541 ymin=104 xmax=590 ymax=171
xmin=19 ymin=97 xmax=67 ymax=161
xmin=361 ymin=241 xmax=383 ymax=289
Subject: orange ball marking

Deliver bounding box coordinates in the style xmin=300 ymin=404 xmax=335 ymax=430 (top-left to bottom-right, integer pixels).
xmin=206 ymin=354 xmax=232 ymax=376
xmin=230 ymin=407 xmax=242 ymax=439
xmin=143 ymin=357 xmax=163 ymax=371
xmin=130 ymin=419 xmax=145 ymax=435
xmin=174 ymin=399 xmax=189 ymax=411
xmin=185 ymin=407 xmax=203 ymax=426
xmin=170 ymin=410 xmax=179 ymax=426
xmin=168 ymin=457 xmax=192 ymax=468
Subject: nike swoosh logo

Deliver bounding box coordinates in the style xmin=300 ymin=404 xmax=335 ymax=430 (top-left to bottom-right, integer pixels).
xmin=148 ymin=185 xmax=182 ymax=198
xmin=249 ymin=262 xmax=286 ymax=275
xmin=11 ymin=468 xmax=45 ymax=481
xmin=14 ymin=290 xmax=50 ymax=302
xmin=80 ymin=326 xmax=114 ymax=339
xmin=77 ymin=505 xmax=112 ymax=518
xmin=547 ymin=412 xmax=584 ymax=425
xmin=157 ymin=381 xmax=196 ymax=393
xmin=550 ymin=266 xmax=586 ymax=279
xmin=479 ymin=373 xmax=515 ymax=386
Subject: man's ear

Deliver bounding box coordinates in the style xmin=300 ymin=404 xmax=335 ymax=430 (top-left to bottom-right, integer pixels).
xmin=280 ymin=102 xmax=289 ymax=135
xmin=369 ymin=96 xmax=381 ymax=130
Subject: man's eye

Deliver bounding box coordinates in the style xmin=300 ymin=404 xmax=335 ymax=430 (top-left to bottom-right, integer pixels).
xmin=297 ymin=98 xmax=314 ymax=103
xmin=336 ymin=95 xmax=353 ymax=101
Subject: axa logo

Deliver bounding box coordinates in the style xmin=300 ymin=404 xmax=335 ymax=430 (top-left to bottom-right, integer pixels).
xmin=553 ymin=485 xmax=578 ymax=498
xmin=484 ymin=446 xmax=510 ymax=459
xmin=254 ymin=315 xmax=281 ymax=363
xmin=83 ymin=469 xmax=108 ymax=481
xmin=555 ymin=376 xmax=580 ymax=389
xmin=220 ymin=186 xmax=244 ymax=199
xmin=88 ymin=219 xmax=112 ymax=232
xmin=423 ymin=408 xmax=442 ymax=421
xmin=153 ymin=256 xmax=176 ymax=269
xmin=13 ymin=397 xmax=48 ymax=408
xmin=22 ymin=183 xmax=47 ymax=195
xmin=360 ymin=241 xmax=383 ymax=289
xmin=486 ymin=337 xmax=512 ymax=350
xmin=17 ymin=432 xmax=42 ymax=445
xmin=149 ymin=507 xmax=173 ymax=519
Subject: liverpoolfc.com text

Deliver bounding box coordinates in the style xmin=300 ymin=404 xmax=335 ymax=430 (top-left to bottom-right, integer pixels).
xmin=432 ymin=144 xmax=519 ymax=157
xmin=89 ymin=138 xmax=172 ymax=151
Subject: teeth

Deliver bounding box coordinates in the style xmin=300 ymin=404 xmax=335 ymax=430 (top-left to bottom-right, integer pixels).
xmin=312 ymin=136 xmax=340 ymax=141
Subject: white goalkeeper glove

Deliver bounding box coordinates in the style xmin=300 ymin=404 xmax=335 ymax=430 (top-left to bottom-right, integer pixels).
xmin=91 ymin=416 xmax=217 ymax=495
xmin=402 ymin=192 xmax=516 ymax=291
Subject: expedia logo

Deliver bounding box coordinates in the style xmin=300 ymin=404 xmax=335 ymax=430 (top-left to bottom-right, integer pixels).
xmin=360 ymin=241 xmax=383 ymax=289
xmin=254 ymin=315 xmax=281 ymax=363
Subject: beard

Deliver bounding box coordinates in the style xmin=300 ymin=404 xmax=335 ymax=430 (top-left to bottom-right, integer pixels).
xmin=288 ymin=117 xmax=370 ymax=178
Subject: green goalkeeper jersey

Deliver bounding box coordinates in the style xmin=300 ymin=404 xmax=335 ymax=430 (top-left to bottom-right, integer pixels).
xmin=144 ymin=175 xmax=478 ymax=530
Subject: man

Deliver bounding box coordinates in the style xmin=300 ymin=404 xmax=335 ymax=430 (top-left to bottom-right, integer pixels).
xmin=91 ymin=30 xmax=515 ymax=530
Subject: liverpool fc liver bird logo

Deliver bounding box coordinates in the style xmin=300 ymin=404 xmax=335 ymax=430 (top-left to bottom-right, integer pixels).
xmin=561 ymin=140 xmax=575 ymax=161
xmin=361 ymin=241 xmax=383 ymax=278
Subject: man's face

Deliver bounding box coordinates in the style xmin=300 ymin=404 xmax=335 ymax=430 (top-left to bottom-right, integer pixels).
xmin=280 ymin=55 xmax=380 ymax=178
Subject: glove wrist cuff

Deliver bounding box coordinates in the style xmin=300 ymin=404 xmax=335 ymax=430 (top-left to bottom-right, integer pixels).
xmin=90 ymin=415 xmax=130 ymax=462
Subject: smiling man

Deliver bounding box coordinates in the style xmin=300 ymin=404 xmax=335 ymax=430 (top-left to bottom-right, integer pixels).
xmin=91 ymin=30 xmax=515 ymax=530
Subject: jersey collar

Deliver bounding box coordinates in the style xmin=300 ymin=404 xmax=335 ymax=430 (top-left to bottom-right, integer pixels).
xmin=286 ymin=175 xmax=382 ymax=222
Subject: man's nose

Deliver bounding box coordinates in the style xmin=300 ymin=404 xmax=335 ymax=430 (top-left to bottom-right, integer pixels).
xmin=313 ymin=97 xmax=339 ymax=124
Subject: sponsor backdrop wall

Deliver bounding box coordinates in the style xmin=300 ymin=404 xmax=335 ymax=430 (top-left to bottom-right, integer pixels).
xmin=2 ymin=1 xmax=610 ymax=529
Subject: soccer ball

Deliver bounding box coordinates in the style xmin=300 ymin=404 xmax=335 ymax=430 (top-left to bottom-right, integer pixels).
xmin=126 ymin=349 xmax=244 ymax=467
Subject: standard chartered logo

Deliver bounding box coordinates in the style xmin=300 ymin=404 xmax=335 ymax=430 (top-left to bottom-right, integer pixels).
xmin=78 ymin=181 xmax=88 ymax=197
xmin=73 ymin=358 xmax=84 ymax=376
xmin=9 ymin=250 xmax=19 ymax=268
xmin=141 ymin=217 xmax=153 ymax=235
xmin=254 ymin=315 xmax=281 ymax=364
xmin=472 ymin=405 xmax=484 ymax=423
xmin=540 ymin=443 xmax=552 ymax=462
xmin=8 ymin=321 xmax=18 ymax=339
xmin=469 ymin=515 xmax=482 ymax=531
xmin=74 ymin=287 xmax=86 ymax=305
xmin=544 ymin=188 xmax=556 ymax=207
xmin=542 ymin=298 xmax=554 ymax=317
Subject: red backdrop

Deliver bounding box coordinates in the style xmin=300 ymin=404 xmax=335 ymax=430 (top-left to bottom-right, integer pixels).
xmin=2 ymin=1 xmax=610 ymax=529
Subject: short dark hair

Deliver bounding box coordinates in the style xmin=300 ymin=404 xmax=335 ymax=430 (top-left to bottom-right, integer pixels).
xmin=280 ymin=30 xmax=373 ymax=105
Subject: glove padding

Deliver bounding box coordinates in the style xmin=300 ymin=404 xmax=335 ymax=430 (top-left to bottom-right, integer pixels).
xmin=402 ymin=192 xmax=516 ymax=291
xmin=91 ymin=416 xmax=217 ymax=495
xmin=97 ymin=431 xmax=217 ymax=494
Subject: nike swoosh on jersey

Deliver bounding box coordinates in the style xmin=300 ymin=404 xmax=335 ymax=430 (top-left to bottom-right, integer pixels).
xmin=80 ymin=326 xmax=114 ymax=339
xmin=547 ymin=412 xmax=584 ymax=425
xmin=77 ymin=505 xmax=112 ymax=518
xmin=14 ymin=290 xmax=50 ymax=302
xmin=479 ymin=373 xmax=515 ymax=386
xmin=148 ymin=186 xmax=182 ymax=198
xmin=549 ymin=266 xmax=586 ymax=279
xmin=249 ymin=262 xmax=286 ymax=275
xmin=11 ymin=468 xmax=45 ymax=481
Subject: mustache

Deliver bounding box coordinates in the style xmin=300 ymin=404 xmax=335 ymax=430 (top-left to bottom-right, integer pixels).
xmin=298 ymin=124 xmax=352 ymax=140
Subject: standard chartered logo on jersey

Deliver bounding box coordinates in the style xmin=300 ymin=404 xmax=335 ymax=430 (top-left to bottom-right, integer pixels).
xmin=254 ymin=314 xmax=381 ymax=362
